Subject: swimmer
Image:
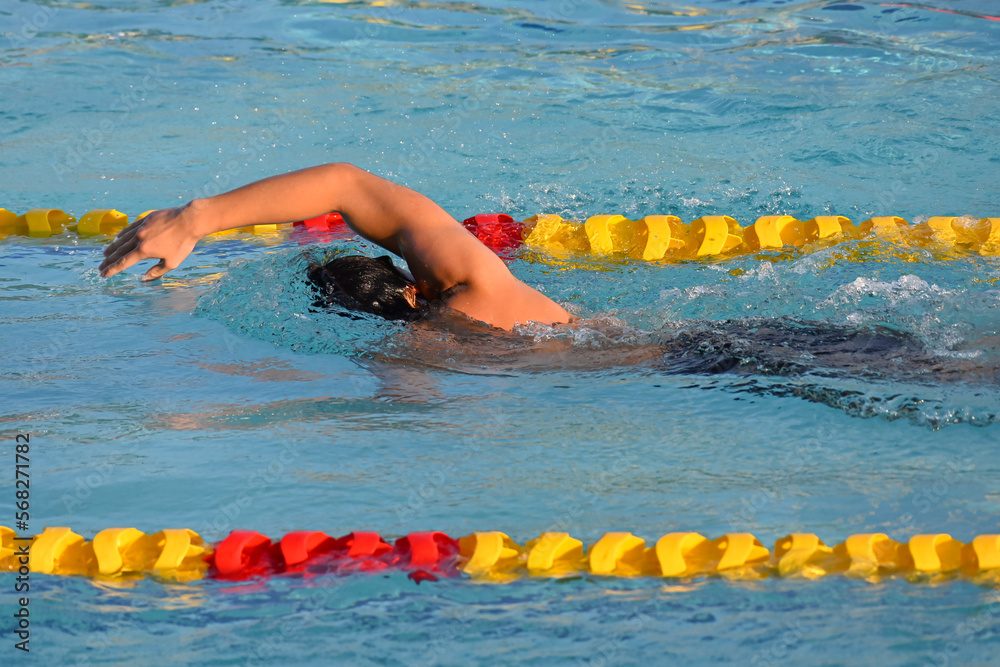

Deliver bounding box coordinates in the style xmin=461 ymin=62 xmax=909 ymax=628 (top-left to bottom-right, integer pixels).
xmin=99 ymin=163 xmax=571 ymax=331
xmin=98 ymin=163 xmax=997 ymax=422
xmin=97 ymin=163 xmax=997 ymax=381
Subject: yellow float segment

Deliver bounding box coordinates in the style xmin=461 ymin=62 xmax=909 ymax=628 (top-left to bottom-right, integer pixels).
xmin=459 ymin=531 xmax=522 ymax=578
xmin=908 ymin=534 xmax=965 ymax=572
xmin=650 ymin=532 xmax=711 ymax=576
xmin=0 ymin=208 xmax=17 ymax=230
xmin=774 ymin=532 xmax=821 ymax=560
xmin=0 ymin=526 xmax=22 ymax=571
xmin=29 ymin=527 xmax=94 ymax=576
xmin=16 ymin=209 xmax=77 ymax=237
xmin=859 ymin=216 xmax=908 ymax=239
xmin=0 ymin=209 xmax=25 ymax=242
xmin=588 ymin=532 xmax=646 ymax=576
xmin=239 ymin=224 xmax=280 ymax=234
xmin=92 ymin=527 xmax=149 ymax=575
xmin=77 ymin=209 xmax=129 ymax=236
xmin=921 ymin=216 xmax=959 ymax=245
xmin=803 ymin=215 xmax=853 ymax=241
xmin=975 ymin=218 xmax=1000 ymax=256
xmin=744 ymin=215 xmax=807 ymax=251
xmin=638 ymin=215 xmax=687 ymax=261
xmin=714 ymin=533 xmax=770 ymax=571
xmin=523 ymin=214 xmax=591 ymax=255
xmin=982 ymin=218 xmax=1000 ymax=242
xmin=969 ymin=535 xmax=1000 ymax=570
xmin=688 ymin=216 xmax=744 ymax=257
xmin=525 ymin=532 xmax=584 ymax=574
xmin=151 ymin=529 xmax=208 ymax=572
xmin=834 ymin=533 xmax=911 ymax=574
xmin=583 ymin=215 xmax=652 ymax=258
xmin=773 ymin=533 xmax=844 ymax=578
xmin=584 ymin=214 xmax=628 ymax=256
xmin=949 ymin=216 xmax=992 ymax=245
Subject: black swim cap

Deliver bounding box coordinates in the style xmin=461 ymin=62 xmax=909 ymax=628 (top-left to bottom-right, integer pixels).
xmin=307 ymin=255 xmax=425 ymax=322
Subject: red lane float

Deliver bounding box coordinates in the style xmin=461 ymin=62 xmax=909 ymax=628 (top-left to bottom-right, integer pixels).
xmin=461 ymin=214 xmax=525 ymax=258
xmin=290 ymin=211 xmax=354 ymax=245
xmin=393 ymin=531 xmax=461 ymax=582
xmin=204 ymin=530 xmax=456 ymax=581
xmin=210 ymin=530 xmax=280 ymax=578
xmin=293 ymin=212 xmax=347 ymax=231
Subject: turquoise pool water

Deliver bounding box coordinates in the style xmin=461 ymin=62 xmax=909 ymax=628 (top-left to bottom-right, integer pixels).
xmin=2 ymin=0 xmax=1000 ymax=664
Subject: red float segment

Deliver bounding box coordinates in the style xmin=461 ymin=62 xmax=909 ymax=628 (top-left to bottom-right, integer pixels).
xmin=291 ymin=212 xmax=524 ymax=256
xmin=207 ymin=530 xmax=461 ymax=579
xmin=393 ymin=531 xmax=461 ymax=571
xmin=294 ymin=212 xmax=347 ymax=230
xmin=340 ymin=531 xmax=392 ymax=558
xmin=280 ymin=531 xmax=337 ymax=567
xmin=290 ymin=211 xmax=355 ymax=245
xmin=327 ymin=532 xmax=395 ymax=574
xmin=211 ymin=530 xmax=275 ymax=576
xmin=462 ymin=214 xmax=524 ymax=257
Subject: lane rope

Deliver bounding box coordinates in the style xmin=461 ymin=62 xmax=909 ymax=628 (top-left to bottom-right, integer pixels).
xmin=2 ymin=208 xmax=998 ymax=259
xmin=3 ymin=526 xmax=999 ymax=583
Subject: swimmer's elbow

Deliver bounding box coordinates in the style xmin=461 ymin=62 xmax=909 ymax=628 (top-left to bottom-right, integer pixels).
xmin=318 ymin=161 xmax=364 ymax=182
xmin=318 ymin=162 xmax=388 ymax=196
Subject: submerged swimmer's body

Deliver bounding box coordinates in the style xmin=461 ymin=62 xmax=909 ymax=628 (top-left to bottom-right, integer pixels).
xmin=372 ymin=309 xmax=994 ymax=386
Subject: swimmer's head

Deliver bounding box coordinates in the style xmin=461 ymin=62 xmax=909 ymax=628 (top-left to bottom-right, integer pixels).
xmin=307 ymin=254 xmax=427 ymax=322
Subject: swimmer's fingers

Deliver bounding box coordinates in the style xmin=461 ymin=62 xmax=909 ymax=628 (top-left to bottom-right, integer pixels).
xmin=99 ymin=235 xmax=140 ymax=273
xmin=99 ymin=244 xmax=148 ymax=279
xmin=100 ymin=243 xmax=178 ymax=281
xmin=98 ymin=224 xmax=146 ymax=274
xmin=142 ymin=259 xmax=172 ymax=282
xmin=101 ymin=217 xmax=146 ymax=258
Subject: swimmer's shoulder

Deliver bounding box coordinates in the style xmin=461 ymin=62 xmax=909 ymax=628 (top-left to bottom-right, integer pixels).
xmin=435 ymin=278 xmax=571 ymax=331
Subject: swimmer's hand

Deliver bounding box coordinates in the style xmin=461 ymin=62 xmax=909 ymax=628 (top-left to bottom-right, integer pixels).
xmin=99 ymin=202 xmax=207 ymax=281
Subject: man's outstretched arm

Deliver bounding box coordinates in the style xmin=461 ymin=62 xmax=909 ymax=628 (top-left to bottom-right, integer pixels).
xmin=98 ymin=163 xmax=571 ymax=329
xmin=101 ymin=163 xmax=440 ymax=278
